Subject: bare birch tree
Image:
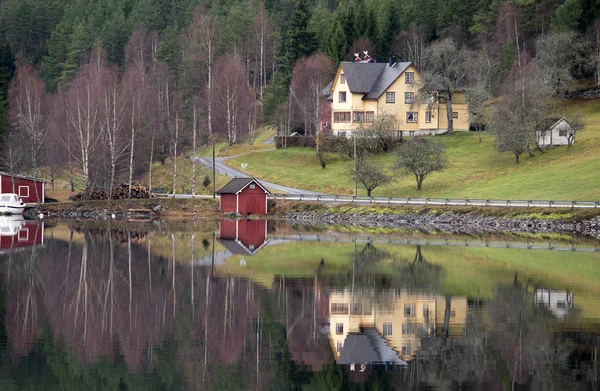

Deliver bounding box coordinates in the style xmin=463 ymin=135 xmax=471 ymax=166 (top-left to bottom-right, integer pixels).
xmin=124 ymin=28 xmax=154 ymax=197
xmin=213 ymin=54 xmax=253 ymax=145
xmin=99 ymin=65 xmax=128 ymax=198
xmin=64 ymin=61 xmax=102 ymax=192
xmin=290 ymin=53 xmax=335 ymax=136
xmin=250 ymin=4 xmax=273 ymax=105
xmin=9 ymin=64 xmax=51 ymax=202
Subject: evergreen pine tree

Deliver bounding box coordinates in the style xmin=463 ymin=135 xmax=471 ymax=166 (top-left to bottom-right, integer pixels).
xmin=0 ymin=42 xmax=16 ymax=146
xmin=156 ymin=24 xmax=182 ymax=73
xmin=310 ymin=0 xmax=333 ymax=52
xmin=552 ymin=0 xmax=582 ymax=31
xmin=325 ymin=20 xmax=348 ymax=63
xmin=378 ymin=3 xmax=399 ymax=59
xmin=284 ymin=0 xmax=317 ymax=79
xmin=341 ymin=5 xmax=356 ymax=46
xmin=60 ymin=21 xmax=92 ymax=84
xmin=354 ymin=0 xmax=368 ymax=38
xmin=365 ymin=8 xmax=378 ymax=47
xmin=101 ymin=6 xmax=131 ymax=66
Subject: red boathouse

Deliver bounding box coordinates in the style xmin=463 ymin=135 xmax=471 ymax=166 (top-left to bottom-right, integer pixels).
xmin=0 ymin=172 xmax=45 ymax=204
xmin=217 ymin=178 xmax=270 ymax=215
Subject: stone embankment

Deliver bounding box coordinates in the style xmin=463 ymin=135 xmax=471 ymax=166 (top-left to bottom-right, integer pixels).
xmin=286 ymin=211 xmax=600 ymax=238
xmin=566 ymin=88 xmax=600 ymax=99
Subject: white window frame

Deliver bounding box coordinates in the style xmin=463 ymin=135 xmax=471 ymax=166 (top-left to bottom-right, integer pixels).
xmin=18 ymin=186 xmax=29 ymax=198
xmin=340 ymin=74 xmax=346 ymax=84
xmin=425 ymin=112 xmax=432 ymax=123
xmin=405 ymin=92 xmax=414 ymax=104
xmin=339 ymin=91 xmax=346 ymax=103
xmin=18 ymin=228 xmax=28 ymax=242
xmin=405 ymin=72 xmax=414 ymax=84
xmin=365 ymin=111 xmax=375 ymax=123
xmin=406 ymin=112 xmax=418 ymax=123
xmin=386 ymin=92 xmax=395 ymax=104
xmin=336 ymin=323 xmax=344 ymax=335
xmin=383 ymin=323 xmax=392 ymax=336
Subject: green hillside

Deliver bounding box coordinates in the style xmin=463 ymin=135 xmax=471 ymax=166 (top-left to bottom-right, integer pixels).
xmin=227 ymin=99 xmax=600 ymax=201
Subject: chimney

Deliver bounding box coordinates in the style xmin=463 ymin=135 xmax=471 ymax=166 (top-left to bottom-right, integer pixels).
xmin=388 ymin=57 xmax=397 ymax=67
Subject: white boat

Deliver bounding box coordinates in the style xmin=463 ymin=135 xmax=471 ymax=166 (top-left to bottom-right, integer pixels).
xmin=0 ymin=193 xmax=26 ymax=214
xmin=0 ymin=215 xmax=25 ymax=235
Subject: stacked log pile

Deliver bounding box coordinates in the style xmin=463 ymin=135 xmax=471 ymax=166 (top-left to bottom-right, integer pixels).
xmin=69 ymin=184 xmax=152 ymax=201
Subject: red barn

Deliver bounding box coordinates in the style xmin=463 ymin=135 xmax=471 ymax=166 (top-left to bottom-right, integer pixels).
xmin=0 ymin=172 xmax=45 ymax=204
xmin=217 ymin=178 xmax=270 ymax=215
xmin=218 ymin=219 xmax=268 ymax=255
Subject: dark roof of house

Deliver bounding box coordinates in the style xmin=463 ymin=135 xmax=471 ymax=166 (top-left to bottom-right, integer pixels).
xmin=216 ymin=178 xmax=270 ymax=195
xmin=0 ymin=172 xmax=47 ymax=183
xmin=217 ymin=237 xmax=269 ymax=256
xmin=341 ymin=62 xmax=386 ymax=94
xmin=364 ymin=62 xmax=412 ymax=99
xmin=339 ymin=61 xmax=413 ymax=99
xmin=218 ymin=239 xmax=253 ymax=255
xmin=337 ymin=329 xmax=407 ymax=365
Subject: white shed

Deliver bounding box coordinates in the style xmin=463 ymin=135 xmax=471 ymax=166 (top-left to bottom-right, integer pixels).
xmin=537 ymin=117 xmax=573 ymax=147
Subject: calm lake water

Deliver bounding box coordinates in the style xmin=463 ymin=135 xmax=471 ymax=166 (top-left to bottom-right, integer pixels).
xmin=0 ymin=218 xmax=599 ymax=390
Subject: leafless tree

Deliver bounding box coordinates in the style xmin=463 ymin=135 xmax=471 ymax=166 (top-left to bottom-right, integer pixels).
xmin=187 ymin=7 xmax=219 ymax=138
xmin=250 ymin=4 xmax=273 ymax=105
xmin=9 ymin=63 xmax=51 ymax=202
xmin=353 ymin=161 xmax=390 ymax=197
xmin=290 ymin=53 xmax=335 ymax=136
xmin=465 ymin=45 xmax=496 ymax=143
xmin=396 ymin=137 xmax=448 ymax=190
xmin=492 ymin=63 xmax=553 ymax=163
xmin=124 ymin=27 xmax=155 ymax=197
xmin=64 ymin=60 xmax=103 ymax=192
xmin=212 ymin=54 xmax=253 ymax=145
xmin=393 ymin=25 xmax=426 ymax=69
xmin=99 ymin=64 xmax=128 ymax=199
xmin=566 ymin=116 xmax=582 ymax=147
xmin=0 ymin=128 xmax=26 ymax=192
xmin=535 ymin=31 xmax=587 ymax=96
xmin=420 ymin=38 xmax=471 ymax=136
xmin=589 ymin=18 xmax=600 ymax=87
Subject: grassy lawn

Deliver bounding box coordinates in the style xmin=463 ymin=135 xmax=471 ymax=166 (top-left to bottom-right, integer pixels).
xmin=142 ymin=156 xmax=230 ymax=195
xmin=226 ymin=100 xmax=600 ymax=200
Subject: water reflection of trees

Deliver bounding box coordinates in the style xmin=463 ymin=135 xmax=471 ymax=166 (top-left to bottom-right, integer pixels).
xmin=0 ymin=227 xmax=599 ymax=390
xmin=324 ymin=243 xmax=444 ymax=298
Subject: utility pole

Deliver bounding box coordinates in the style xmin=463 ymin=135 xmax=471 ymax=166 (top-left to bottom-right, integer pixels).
xmin=353 ymin=132 xmax=357 ymax=197
xmin=286 ymin=86 xmax=292 ymax=153
xmin=212 ymin=141 xmax=216 ymax=198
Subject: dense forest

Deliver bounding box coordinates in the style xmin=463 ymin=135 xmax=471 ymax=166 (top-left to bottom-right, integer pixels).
xmin=0 ymin=0 xmax=599 ymax=194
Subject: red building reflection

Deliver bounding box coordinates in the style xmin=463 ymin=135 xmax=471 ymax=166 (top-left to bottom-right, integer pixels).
xmin=0 ymin=216 xmax=43 ymax=252
xmin=218 ymin=219 xmax=268 ymax=255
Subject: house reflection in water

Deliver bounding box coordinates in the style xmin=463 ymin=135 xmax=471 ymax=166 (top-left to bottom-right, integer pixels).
xmin=218 ymin=219 xmax=269 ymax=255
xmin=534 ymin=288 xmax=573 ymax=318
xmin=328 ymin=290 xmax=467 ymax=364
xmin=0 ymin=216 xmax=43 ymax=253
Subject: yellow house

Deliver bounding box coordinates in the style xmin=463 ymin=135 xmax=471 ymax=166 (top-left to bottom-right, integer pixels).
xmin=328 ymin=290 xmax=467 ymax=362
xmin=329 ymin=60 xmax=470 ymax=136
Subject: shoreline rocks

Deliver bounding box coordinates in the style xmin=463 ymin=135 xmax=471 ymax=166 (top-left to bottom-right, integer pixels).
xmin=284 ymin=211 xmax=600 ymax=238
